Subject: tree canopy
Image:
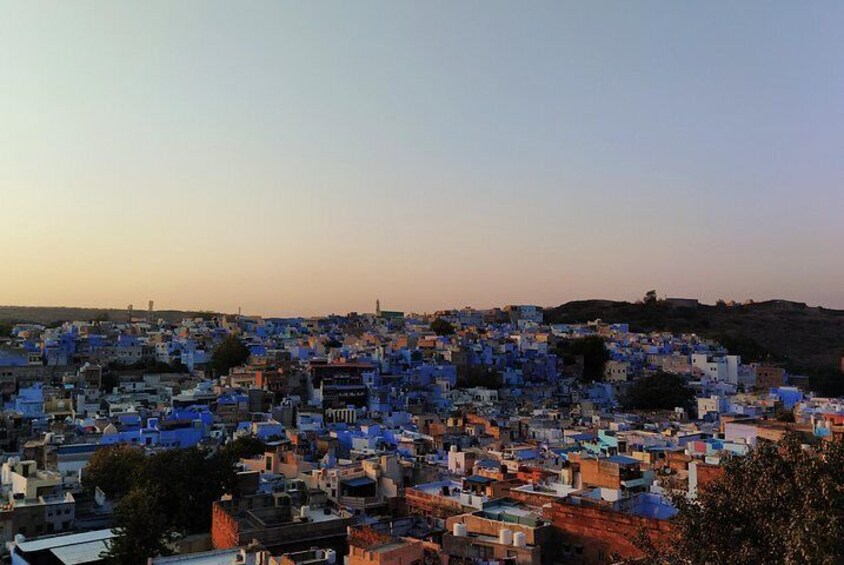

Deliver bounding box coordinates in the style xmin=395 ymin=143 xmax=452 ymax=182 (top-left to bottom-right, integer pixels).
xmin=98 ymin=437 xmax=266 ymax=564
xmin=430 ymin=317 xmax=455 ymax=336
xmin=104 ymin=489 xmax=175 ymax=564
xmin=623 ymin=371 xmax=694 ymax=411
xmin=82 ymin=444 xmax=145 ymax=498
xmin=211 ymin=335 xmax=250 ymax=376
xmin=642 ymin=434 xmax=844 ymax=565
xmin=555 ymin=336 xmax=610 ymax=382
xmin=457 ymin=365 xmax=503 ymax=390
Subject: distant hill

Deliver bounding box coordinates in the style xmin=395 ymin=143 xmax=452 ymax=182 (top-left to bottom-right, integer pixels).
xmin=0 ymin=305 xmax=218 ymax=326
xmin=545 ymin=299 xmax=844 ymax=392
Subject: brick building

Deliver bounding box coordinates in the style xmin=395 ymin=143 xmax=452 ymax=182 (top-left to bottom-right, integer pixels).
xmin=545 ymin=494 xmax=674 ymax=564
xmin=211 ymin=492 xmax=353 ymax=553
xmin=755 ymin=365 xmax=785 ymax=391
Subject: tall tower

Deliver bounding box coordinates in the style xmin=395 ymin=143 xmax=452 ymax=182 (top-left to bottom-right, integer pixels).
xmin=376 ymin=299 xmax=381 ymax=317
xmin=148 ymin=300 xmax=154 ymax=324
xmin=127 ymin=304 xmax=133 ymax=321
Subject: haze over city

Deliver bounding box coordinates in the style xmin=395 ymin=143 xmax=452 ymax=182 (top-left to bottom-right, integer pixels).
xmin=3 ymin=4 xmax=844 ymax=564
xmin=2 ymin=2 xmax=843 ymax=316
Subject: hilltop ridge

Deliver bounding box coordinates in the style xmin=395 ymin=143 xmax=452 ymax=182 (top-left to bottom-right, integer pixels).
xmin=545 ymin=299 xmax=844 ymax=378
xmin=0 ymin=305 xmax=218 ymax=326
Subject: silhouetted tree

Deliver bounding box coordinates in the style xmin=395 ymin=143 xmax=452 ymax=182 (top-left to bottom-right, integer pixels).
xmin=808 ymin=366 xmax=844 ymax=398
xmin=82 ymin=444 xmax=145 ymax=498
xmin=102 ymin=489 xmax=175 ymax=565
xmin=430 ymin=318 xmax=455 ymax=336
xmin=774 ymin=406 xmax=795 ymax=422
xmin=211 ymin=335 xmax=250 ymax=376
xmin=457 ymin=365 xmax=503 ymax=389
xmin=102 ymin=437 xmax=268 ymax=562
xmin=623 ymin=371 xmax=693 ymax=411
xmin=135 ymin=447 xmax=222 ymax=533
xmin=556 ymin=336 xmax=610 ymax=382
xmin=214 ymin=436 xmax=267 ymax=494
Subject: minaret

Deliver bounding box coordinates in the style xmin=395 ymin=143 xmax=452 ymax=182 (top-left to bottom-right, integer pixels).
xmin=376 ymin=299 xmax=381 ymax=317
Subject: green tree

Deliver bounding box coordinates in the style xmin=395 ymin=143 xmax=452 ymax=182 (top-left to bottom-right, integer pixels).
xmin=457 ymin=365 xmax=503 ymax=389
xmin=99 ymin=371 xmax=119 ymax=393
xmin=169 ymin=358 xmax=188 ymax=373
xmin=102 ymin=489 xmax=175 ymax=565
xmin=430 ymin=317 xmax=455 ymax=336
xmin=211 ymin=335 xmax=250 ymax=376
xmin=102 ymin=439 xmax=267 ymax=563
xmin=644 ymin=434 xmax=844 ymax=565
xmin=623 ymin=371 xmax=694 ymax=411
xmin=715 ymin=331 xmax=771 ymax=363
xmin=774 ymin=406 xmax=795 ymax=422
xmin=213 ymin=436 xmax=267 ymax=494
xmin=135 ymin=447 xmax=222 ymax=533
xmin=807 ymin=366 xmax=844 ymax=398
xmin=81 ymin=444 xmax=145 ymax=498
xmin=556 ymin=336 xmax=610 ymax=382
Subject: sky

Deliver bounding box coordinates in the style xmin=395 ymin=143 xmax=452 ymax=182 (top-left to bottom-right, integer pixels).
xmin=1 ymin=1 xmax=843 ymax=316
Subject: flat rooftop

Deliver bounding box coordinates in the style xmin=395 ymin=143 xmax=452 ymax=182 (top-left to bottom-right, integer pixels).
xmin=16 ymin=528 xmax=114 ymax=554
xmin=152 ymin=548 xmax=242 ymax=565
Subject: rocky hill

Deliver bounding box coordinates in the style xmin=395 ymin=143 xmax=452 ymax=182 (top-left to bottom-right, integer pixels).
xmin=545 ymin=299 xmax=844 ymax=393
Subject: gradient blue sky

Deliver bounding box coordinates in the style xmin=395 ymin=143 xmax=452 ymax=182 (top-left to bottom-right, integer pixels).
xmin=1 ymin=1 xmax=842 ymax=315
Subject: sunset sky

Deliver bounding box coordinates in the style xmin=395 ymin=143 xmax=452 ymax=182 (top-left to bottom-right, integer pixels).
xmin=2 ymin=2 xmax=843 ymax=316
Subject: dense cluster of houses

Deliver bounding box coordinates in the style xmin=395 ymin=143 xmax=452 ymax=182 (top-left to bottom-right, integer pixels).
xmin=0 ymin=303 xmax=841 ymax=564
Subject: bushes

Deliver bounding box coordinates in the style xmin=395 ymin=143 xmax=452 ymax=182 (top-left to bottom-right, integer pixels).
xmin=623 ymin=371 xmax=694 ymax=411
